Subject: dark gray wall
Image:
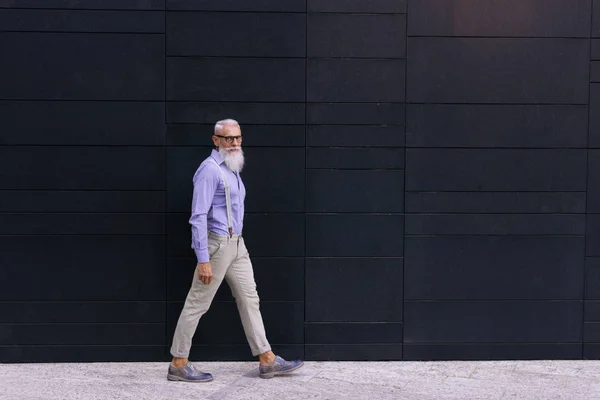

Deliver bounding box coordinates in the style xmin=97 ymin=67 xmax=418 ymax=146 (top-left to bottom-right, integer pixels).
xmin=0 ymin=0 xmax=167 ymax=362
xmin=405 ymin=0 xmax=593 ymax=361
xmin=0 ymin=0 xmax=596 ymax=362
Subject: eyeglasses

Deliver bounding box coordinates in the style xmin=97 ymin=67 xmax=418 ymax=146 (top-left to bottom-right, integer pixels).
xmin=214 ymin=134 xmax=243 ymax=144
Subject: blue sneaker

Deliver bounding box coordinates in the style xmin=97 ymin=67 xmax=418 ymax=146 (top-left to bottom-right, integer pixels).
xmin=167 ymin=363 xmax=213 ymax=382
xmin=259 ymin=355 xmax=304 ymax=379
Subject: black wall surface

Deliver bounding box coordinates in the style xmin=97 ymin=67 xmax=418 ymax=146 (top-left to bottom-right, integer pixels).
xmin=0 ymin=0 xmax=597 ymax=362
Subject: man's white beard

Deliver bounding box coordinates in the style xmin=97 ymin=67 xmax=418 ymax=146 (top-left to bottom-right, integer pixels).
xmin=219 ymin=146 xmax=245 ymax=173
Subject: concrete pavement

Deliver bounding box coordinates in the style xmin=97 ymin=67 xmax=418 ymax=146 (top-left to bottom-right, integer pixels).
xmin=2 ymin=360 xmax=600 ymax=399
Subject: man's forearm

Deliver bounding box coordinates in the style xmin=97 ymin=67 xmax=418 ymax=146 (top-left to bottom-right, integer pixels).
xmin=190 ymin=213 xmax=209 ymax=263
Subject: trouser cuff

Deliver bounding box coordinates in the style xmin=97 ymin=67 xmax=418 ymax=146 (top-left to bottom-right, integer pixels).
xmin=252 ymin=344 xmax=272 ymax=356
xmin=170 ymin=348 xmax=190 ymax=359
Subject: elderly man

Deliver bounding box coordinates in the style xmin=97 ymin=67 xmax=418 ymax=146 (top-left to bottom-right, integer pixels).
xmin=167 ymin=119 xmax=303 ymax=382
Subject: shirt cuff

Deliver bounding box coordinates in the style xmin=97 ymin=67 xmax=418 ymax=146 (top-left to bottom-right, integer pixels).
xmin=194 ymin=248 xmax=210 ymax=264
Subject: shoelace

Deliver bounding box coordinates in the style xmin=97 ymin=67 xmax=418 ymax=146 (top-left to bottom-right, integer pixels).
xmin=186 ymin=363 xmax=199 ymax=373
xmin=187 ymin=363 xmax=210 ymax=375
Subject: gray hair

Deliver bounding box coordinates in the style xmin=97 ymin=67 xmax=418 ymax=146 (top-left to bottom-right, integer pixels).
xmin=214 ymin=118 xmax=239 ymax=135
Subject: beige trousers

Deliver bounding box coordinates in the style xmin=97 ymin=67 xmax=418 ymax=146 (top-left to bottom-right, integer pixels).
xmin=170 ymin=232 xmax=271 ymax=358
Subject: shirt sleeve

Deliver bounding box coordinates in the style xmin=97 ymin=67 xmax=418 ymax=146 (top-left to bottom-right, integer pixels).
xmin=189 ymin=163 xmax=219 ymax=263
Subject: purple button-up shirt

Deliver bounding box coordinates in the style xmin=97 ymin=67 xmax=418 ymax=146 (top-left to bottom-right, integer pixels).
xmin=189 ymin=149 xmax=246 ymax=263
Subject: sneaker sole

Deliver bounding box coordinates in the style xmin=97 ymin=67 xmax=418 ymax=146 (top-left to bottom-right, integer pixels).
xmin=259 ymin=361 xmax=305 ymax=379
xmin=167 ymin=374 xmax=213 ymax=382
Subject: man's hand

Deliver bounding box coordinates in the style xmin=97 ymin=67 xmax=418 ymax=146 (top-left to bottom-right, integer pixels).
xmin=197 ymin=262 xmax=212 ymax=284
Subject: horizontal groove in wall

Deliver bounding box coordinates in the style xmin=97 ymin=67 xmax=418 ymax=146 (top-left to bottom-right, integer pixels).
xmin=305 ymin=321 xmax=402 ymax=324
xmin=0 ymin=235 xmax=167 ymax=237
xmin=165 ymin=10 xmax=302 ymax=14
xmin=305 ymin=342 xmax=403 ymax=346
xmin=0 ymin=301 xmax=164 ymax=303
xmin=190 ymin=343 xmax=301 ymax=346
xmin=0 ymin=99 xmax=587 ymax=107
xmin=305 ymin=124 xmax=406 ymax=127
xmin=0 ymin=7 xmax=165 ymax=11
xmin=0 ymin=299 xmax=166 ymax=302
xmin=405 ymin=299 xmax=585 ymax=302
xmin=168 ymin=122 xmax=305 ymax=126
xmin=1 ymin=190 xmax=585 ymax=194
xmin=166 ymin=300 xmax=303 ymax=304
xmin=405 ymin=147 xmax=595 ymax=150
xmin=0 ymin=322 xmax=163 ymax=326
xmin=404 ymin=342 xmax=582 ymax=345
xmin=167 ymin=55 xmax=302 ymax=59
xmin=406 ymin=234 xmax=585 ymax=237
xmin=404 ymin=212 xmax=586 ymax=215
xmin=0 ymin=30 xmax=164 ymax=35
xmin=0 ymin=30 xmax=164 ymax=34
xmin=0 ymin=189 xmax=166 ymax=192
xmin=406 ymin=102 xmax=589 ymax=106
xmin=0 ymin=234 xmax=165 ymax=236
xmin=0 ymin=99 xmax=166 ymax=102
xmin=306 ymin=257 xmax=403 ymax=260
xmin=168 ymin=256 xmax=304 ymax=260
xmin=170 ymin=212 xmax=404 ymax=215
xmin=407 ymin=35 xmax=590 ymax=39
xmin=0 ymin=212 xmax=166 ymax=215
xmin=163 ymin=145 xmax=323 ymax=148
xmin=166 ymin=10 xmax=408 ymax=15
xmin=305 ymin=168 xmax=405 ymax=171
xmin=165 ymin=10 xmax=407 ymax=15
xmin=166 ymin=145 xmax=402 ymax=148
xmin=0 ymin=145 xmax=296 ymax=148
xmin=167 ymin=55 xmax=406 ymax=60
xmin=306 ymin=12 xmax=407 ymax=15
xmin=167 ymin=101 xmax=406 ymax=104
xmin=170 ymin=101 xmax=404 ymax=104
xmin=0 ymin=344 xmax=165 ymax=347
xmin=406 ymin=191 xmax=587 ymax=193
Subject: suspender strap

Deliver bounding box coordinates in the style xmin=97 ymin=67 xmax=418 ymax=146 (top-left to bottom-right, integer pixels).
xmin=210 ymin=159 xmax=233 ymax=237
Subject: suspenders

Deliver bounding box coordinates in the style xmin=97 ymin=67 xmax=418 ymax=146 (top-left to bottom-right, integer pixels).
xmin=209 ymin=158 xmax=233 ymax=238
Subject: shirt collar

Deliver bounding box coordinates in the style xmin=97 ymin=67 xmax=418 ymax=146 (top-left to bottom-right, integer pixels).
xmin=210 ymin=149 xmax=224 ymax=165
